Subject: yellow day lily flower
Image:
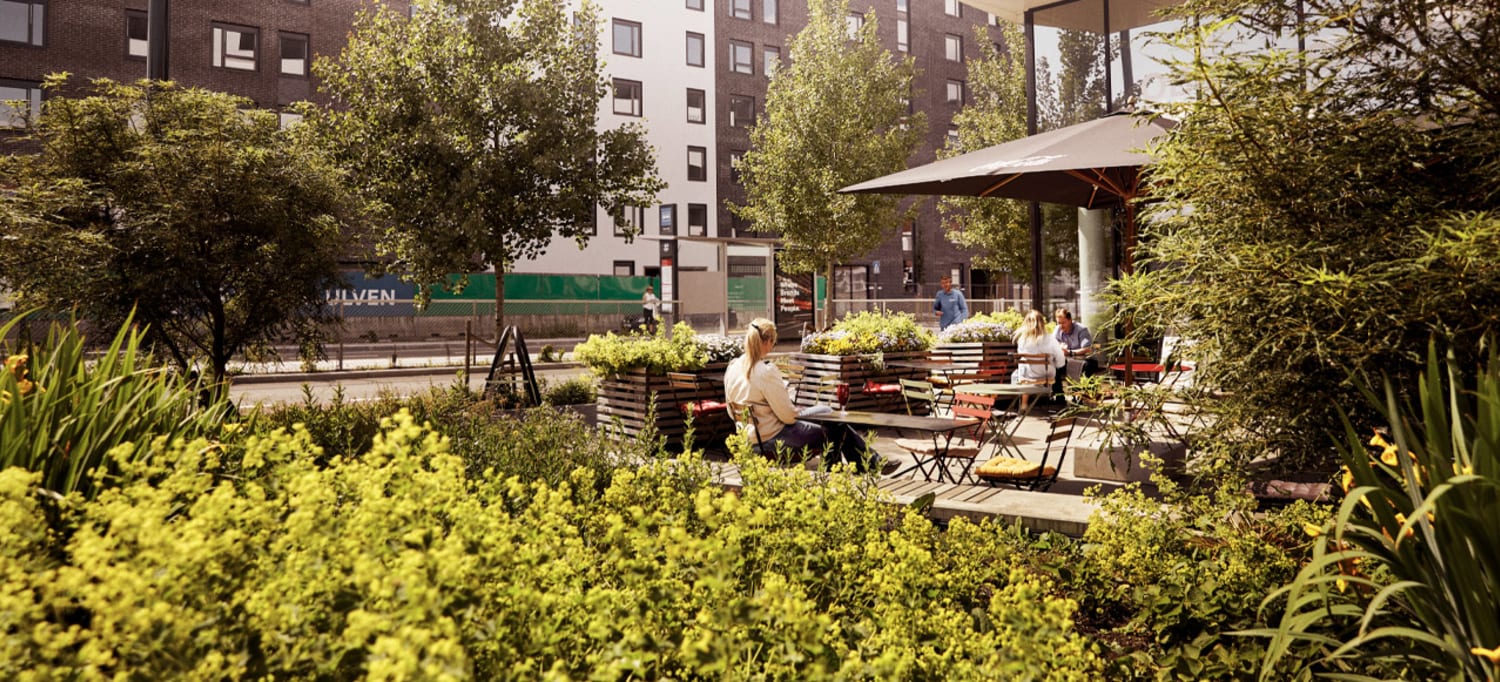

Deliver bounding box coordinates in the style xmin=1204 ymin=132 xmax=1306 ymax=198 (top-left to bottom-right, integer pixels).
xmin=1369 ymin=431 xmax=1389 ymax=448
xmin=1340 ymin=467 xmax=1354 ymax=493
xmin=1457 ymin=464 xmax=1474 ymax=476
xmin=1336 ymin=577 xmax=1348 ymax=593
xmin=3 ymin=354 xmax=25 ymax=373
xmin=1472 ymin=646 xmax=1500 ymax=665
xmin=16 ymin=379 xmax=34 ymax=395
xmin=1380 ymin=444 xmax=1399 ymax=466
xmin=1302 ymin=522 xmax=1323 ymax=538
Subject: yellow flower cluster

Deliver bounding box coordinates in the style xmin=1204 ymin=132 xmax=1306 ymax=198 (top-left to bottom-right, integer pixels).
xmin=2 ymin=353 xmax=41 ymax=404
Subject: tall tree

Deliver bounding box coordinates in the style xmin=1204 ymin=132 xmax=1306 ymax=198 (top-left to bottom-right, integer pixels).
xmin=0 ymin=78 xmax=357 ymax=383
xmin=731 ymin=0 xmax=924 ymax=327
xmin=1111 ymin=0 xmax=1500 ymax=472
xmin=313 ymin=0 xmax=663 ymax=339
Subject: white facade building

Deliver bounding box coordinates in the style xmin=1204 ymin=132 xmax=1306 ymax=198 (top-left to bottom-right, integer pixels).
xmin=513 ymin=0 xmax=720 ymax=282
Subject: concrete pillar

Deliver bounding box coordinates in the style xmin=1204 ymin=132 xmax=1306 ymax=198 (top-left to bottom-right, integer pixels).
xmin=1077 ymin=207 xmax=1111 ymax=328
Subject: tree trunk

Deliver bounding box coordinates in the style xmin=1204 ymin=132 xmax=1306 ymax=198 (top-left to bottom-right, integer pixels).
xmin=494 ymin=269 xmax=507 ymax=344
xmin=823 ymin=261 xmax=836 ymax=330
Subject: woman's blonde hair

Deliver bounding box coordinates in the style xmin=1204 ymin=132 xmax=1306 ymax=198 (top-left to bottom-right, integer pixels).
xmin=1016 ymin=309 xmax=1049 ymax=344
xmin=744 ymin=318 xmax=777 ymax=377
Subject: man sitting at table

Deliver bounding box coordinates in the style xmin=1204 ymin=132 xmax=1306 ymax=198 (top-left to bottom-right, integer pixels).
xmin=725 ymin=318 xmax=888 ymax=472
xmin=1053 ymin=308 xmax=1098 ymax=396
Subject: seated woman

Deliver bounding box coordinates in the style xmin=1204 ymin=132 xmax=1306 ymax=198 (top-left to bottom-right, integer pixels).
xmin=724 ymin=318 xmax=882 ymax=472
xmin=1012 ymin=309 xmax=1066 ymax=391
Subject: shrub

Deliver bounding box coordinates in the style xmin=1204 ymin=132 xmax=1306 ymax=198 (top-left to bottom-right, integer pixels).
xmin=0 ymin=415 xmax=1114 ymax=679
xmin=800 ymin=310 xmax=936 ymax=355
xmin=542 ymin=375 xmax=596 ymax=406
xmin=537 ymin=344 xmax=558 ymax=363
xmin=0 ymin=313 xmax=233 ymax=499
xmin=696 ymin=333 xmax=744 ymax=364
xmin=572 ymin=322 xmax=709 ymax=376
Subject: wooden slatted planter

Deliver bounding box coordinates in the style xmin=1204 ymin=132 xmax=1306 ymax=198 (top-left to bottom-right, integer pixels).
xmin=789 ymin=351 xmax=928 ymax=412
xmin=595 ymin=364 xmax=731 ymax=445
xmin=935 ymin=341 xmax=1016 ymax=369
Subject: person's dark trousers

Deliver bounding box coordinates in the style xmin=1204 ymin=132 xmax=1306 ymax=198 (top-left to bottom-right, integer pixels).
xmin=822 ymin=423 xmax=875 ymax=472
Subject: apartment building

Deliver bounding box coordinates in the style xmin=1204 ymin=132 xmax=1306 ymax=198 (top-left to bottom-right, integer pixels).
xmin=4 ymin=0 xmax=1005 ymax=299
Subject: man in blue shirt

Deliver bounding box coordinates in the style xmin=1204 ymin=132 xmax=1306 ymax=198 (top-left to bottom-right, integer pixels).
xmin=933 ymin=275 xmax=968 ymax=330
xmin=1053 ymin=308 xmax=1098 ymax=395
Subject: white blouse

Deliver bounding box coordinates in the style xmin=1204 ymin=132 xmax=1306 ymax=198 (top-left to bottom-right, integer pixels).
xmin=723 ymin=356 xmax=800 ymax=442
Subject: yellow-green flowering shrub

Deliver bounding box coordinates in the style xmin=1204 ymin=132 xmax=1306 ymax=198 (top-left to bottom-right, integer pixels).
xmin=800 ymin=311 xmax=936 ymax=356
xmin=1 ymin=411 xmax=1108 ymax=679
xmin=573 ymin=322 xmax=709 ymax=376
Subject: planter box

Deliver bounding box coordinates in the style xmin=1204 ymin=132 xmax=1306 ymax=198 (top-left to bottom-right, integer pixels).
xmin=595 ymin=363 xmax=730 ymax=446
xmin=788 ymin=351 xmax=928 ymax=412
xmin=1071 ymin=433 xmax=1187 ymax=483
xmin=935 ymin=341 xmax=1017 ymax=373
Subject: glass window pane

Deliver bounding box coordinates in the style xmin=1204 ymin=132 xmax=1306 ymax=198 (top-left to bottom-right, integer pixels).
xmin=280 ymin=34 xmax=308 ymax=75
xmin=127 ymin=12 xmax=148 ymax=58
xmin=686 ymin=88 xmax=705 ymax=123
xmin=686 ymin=32 xmax=704 ymax=67
xmin=763 ymin=46 xmax=779 ymax=74
xmin=763 ymin=0 xmax=777 ymax=24
xmin=0 ymin=3 xmax=28 ymax=44
xmin=613 ymin=20 xmax=640 ymax=57
xmin=731 ymin=0 xmax=749 ymax=20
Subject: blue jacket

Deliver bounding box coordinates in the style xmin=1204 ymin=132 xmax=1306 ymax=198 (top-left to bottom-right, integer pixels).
xmin=933 ymin=288 xmax=968 ymax=330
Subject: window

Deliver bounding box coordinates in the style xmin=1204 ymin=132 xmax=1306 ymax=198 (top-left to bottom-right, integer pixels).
xmin=612 ymin=19 xmax=641 ymax=57
xmin=687 ymin=147 xmax=707 ymax=182
xmin=212 ymin=23 xmax=259 ymax=71
xmin=946 ymin=79 xmax=964 ymax=104
xmin=728 ymin=95 xmax=754 ymax=128
xmin=280 ymin=32 xmax=309 ymax=76
xmin=944 ymin=33 xmax=963 ymax=62
xmin=945 ymin=0 xmax=961 ymax=17
xmin=614 ymin=206 xmax=645 ymax=237
xmin=686 ymin=88 xmax=705 ymax=124
xmin=990 ymin=12 xmax=1001 ymax=26
xmin=763 ymin=46 xmax=780 ymax=74
xmin=947 ymin=125 xmax=960 ymax=141
xmin=686 ymin=0 xmax=703 ymax=10
xmin=686 ymin=31 xmax=704 ymax=67
xmin=612 ymin=78 xmax=642 ymax=117
xmin=729 ymin=150 xmax=745 ymax=184
xmin=763 ymin=0 xmax=777 ymax=24
xmin=896 ymin=19 xmax=909 ymax=52
xmin=0 ymin=0 xmax=44 ymax=46
xmin=846 ymin=12 xmax=863 ymax=37
xmin=126 ymin=10 xmax=147 ymax=59
xmin=0 ymin=79 xmax=42 ymax=128
xmin=688 ymin=204 xmax=708 ymax=237
xmin=659 ymin=204 xmax=676 ymax=235
xmin=613 ymin=261 xmax=635 ymax=277
xmin=728 ymin=40 xmax=753 ymax=75
xmin=730 ymin=0 xmax=750 ymax=20
xmin=897 ymin=0 xmax=908 ymax=11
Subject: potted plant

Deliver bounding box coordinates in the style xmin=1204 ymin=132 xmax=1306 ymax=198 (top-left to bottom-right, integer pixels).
xmin=572 ymin=322 xmax=742 ymax=443
xmin=935 ymin=311 xmax=1020 ymax=374
xmin=792 ymin=311 xmax=936 ymax=410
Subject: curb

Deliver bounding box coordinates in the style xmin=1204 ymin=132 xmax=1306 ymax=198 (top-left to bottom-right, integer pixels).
xmin=231 ymin=362 xmax=584 ymax=385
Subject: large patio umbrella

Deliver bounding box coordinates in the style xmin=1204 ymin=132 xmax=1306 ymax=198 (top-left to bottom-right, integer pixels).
xmin=839 ymin=110 xmax=1174 ymax=274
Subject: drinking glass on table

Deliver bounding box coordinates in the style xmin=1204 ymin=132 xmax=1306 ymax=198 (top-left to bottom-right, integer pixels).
xmin=835 ymin=382 xmax=850 ymax=414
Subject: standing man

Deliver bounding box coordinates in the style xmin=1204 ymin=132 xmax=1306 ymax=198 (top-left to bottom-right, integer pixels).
xmin=933 ymin=275 xmax=969 ymax=330
xmin=642 ymin=284 xmax=661 ymax=333
xmin=1053 ymin=308 xmax=1097 ymax=395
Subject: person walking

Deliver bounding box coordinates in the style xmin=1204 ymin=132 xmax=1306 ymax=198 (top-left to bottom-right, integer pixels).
xmin=641 ymin=284 xmax=660 ymax=333
xmin=932 ymin=275 xmax=969 ymax=330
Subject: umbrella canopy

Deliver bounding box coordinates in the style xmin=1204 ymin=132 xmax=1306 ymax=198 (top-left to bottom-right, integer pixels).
xmin=840 ymin=111 xmax=1174 ymax=209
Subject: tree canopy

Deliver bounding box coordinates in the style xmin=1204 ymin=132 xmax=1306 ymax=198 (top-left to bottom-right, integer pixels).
xmin=731 ymin=0 xmax=924 ymax=327
xmin=0 ymin=78 xmax=357 ymax=383
xmin=313 ymin=0 xmax=664 ymax=337
xmin=1112 ymin=0 xmax=1500 ymax=472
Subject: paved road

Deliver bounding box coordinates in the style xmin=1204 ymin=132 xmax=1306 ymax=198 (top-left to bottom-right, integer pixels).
xmin=229 ymin=364 xmax=590 ymax=407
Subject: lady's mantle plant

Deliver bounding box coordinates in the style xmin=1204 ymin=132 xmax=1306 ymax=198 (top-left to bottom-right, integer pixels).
xmin=800 ymin=311 xmax=935 ymax=356
xmin=573 ymin=322 xmax=743 ymax=376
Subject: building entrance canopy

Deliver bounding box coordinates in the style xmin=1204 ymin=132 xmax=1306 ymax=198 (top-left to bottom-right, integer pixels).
xmin=963 ymin=0 xmax=1183 ymax=32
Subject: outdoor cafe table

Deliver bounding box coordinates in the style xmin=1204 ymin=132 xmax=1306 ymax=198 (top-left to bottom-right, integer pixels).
xmin=798 ymin=409 xmax=977 ymax=482
xmin=887 ymin=358 xmax=960 ymax=383
xmin=953 ymin=383 xmax=1050 ymax=460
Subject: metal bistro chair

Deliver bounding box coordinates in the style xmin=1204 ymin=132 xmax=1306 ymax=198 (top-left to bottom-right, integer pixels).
xmin=899 ymin=378 xmax=941 ymax=417
xmin=975 ymin=416 xmax=1076 ymax=492
xmin=1013 ymin=353 xmax=1055 ymax=410
xmin=893 ymin=391 xmax=996 ymax=484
